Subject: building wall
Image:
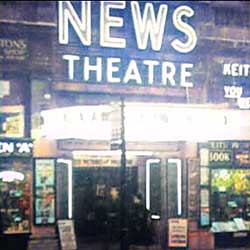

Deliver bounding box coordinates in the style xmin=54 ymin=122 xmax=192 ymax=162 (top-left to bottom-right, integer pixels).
xmin=1 ymin=1 xmax=250 ymax=249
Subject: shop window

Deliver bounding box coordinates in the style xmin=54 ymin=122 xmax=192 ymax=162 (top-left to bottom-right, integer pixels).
xmin=211 ymin=168 xmax=250 ymax=231
xmin=199 ymin=141 xmax=250 ymax=232
xmin=0 ymin=169 xmax=31 ymax=234
xmin=0 ymin=140 xmax=32 ymax=235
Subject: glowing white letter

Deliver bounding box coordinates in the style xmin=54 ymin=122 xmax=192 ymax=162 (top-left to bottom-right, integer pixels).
xmin=83 ymin=57 xmax=102 ymax=82
xmin=63 ymin=55 xmax=80 ymax=80
xmin=58 ymin=1 xmax=91 ymax=45
xmin=143 ymin=60 xmax=159 ymax=84
xmin=162 ymin=62 xmax=176 ymax=86
xmin=100 ymin=1 xmax=126 ymax=48
xmin=123 ymin=60 xmax=142 ymax=84
xmin=131 ymin=1 xmax=168 ymax=51
xmin=107 ymin=58 xmax=121 ymax=83
xmin=180 ymin=63 xmax=193 ymax=87
xmin=0 ymin=142 xmax=14 ymax=154
xmin=171 ymin=5 xmax=197 ymax=53
xmin=223 ymin=64 xmax=231 ymax=76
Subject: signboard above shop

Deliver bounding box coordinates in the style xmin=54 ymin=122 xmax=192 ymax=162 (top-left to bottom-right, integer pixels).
xmin=0 ymin=138 xmax=33 ymax=157
xmin=200 ymin=141 xmax=250 ymax=167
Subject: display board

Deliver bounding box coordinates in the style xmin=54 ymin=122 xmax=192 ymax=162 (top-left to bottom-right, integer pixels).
xmin=168 ymin=218 xmax=188 ymax=247
xmin=34 ymin=158 xmax=56 ymax=225
xmin=58 ymin=220 xmax=77 ymax=250
xmin=0 ymin=105 xmax=24 ymax=138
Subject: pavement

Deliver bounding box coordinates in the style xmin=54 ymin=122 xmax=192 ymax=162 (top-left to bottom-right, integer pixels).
xmin=76 ymin=239 xmax=250 ymax=250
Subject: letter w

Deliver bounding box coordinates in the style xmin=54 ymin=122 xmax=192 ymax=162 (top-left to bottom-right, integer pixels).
xmin=58 ymin=1 xmax=91 ymax=45
xmin=131 ymin=1 xmax=168 ymax=51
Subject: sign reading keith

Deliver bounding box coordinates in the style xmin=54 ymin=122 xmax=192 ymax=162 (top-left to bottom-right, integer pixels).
xmin=58 ymin=1 xmax=197 ymax=88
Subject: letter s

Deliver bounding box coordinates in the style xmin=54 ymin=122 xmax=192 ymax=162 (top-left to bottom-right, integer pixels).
xmin=171 ymin=5 xmax=197 ymax=53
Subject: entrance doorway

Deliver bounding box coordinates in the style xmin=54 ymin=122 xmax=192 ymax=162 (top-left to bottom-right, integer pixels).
xmin=73 ymin=166 xmax=138 ymax=242
xmin=55 ymin=151 xmax=187 ymax=249
xmin=146 ymin=158 xmax=186 ymax=249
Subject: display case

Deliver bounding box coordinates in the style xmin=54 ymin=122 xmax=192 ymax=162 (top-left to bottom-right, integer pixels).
xmin=0 ymin=169 xmax=31 ymax=234
xmin=0 ymin=138 xmax=33 ymax=235
xmin=199 ymin=142 xmax=250 ymax=229
xmin=199 ymin=141 xmax=250 ymax=247
xmin=33 ymin=158 xmax=56 ymax=225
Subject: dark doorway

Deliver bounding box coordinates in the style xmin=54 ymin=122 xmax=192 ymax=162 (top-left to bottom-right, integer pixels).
xmin=73 ymin=166 xmax=138 ymax=242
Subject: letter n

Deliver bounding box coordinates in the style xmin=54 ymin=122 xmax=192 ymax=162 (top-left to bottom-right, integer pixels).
xmin=58 ymin=1 xmax=91 ymax=45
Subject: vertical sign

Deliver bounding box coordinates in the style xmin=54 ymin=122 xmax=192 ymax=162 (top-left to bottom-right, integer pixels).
xmin=110 ymin=102 xmax=122 ymax=150
xmin=34 ymin=158 xmax=56 ymax=225
xmin=168 ymin=218 xmax=188 ymax=247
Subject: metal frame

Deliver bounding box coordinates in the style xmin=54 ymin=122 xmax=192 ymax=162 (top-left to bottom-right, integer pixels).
xmin=33 ymin=157 xmax=57 ymax=225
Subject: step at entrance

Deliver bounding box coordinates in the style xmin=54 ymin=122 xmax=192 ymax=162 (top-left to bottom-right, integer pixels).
xmin=27 ymin=236 xmax=59 ymax=250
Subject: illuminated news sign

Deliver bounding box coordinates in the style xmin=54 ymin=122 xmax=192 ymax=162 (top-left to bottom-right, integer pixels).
xmin=58 ymin=1 xmax=197 ymax=88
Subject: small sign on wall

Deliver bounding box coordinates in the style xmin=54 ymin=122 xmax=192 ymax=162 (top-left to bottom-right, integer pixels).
xmin=168 ymin=218 xmax=188 ymax=248
xmin=0 ymin=105 xmax=24 ymax=138
xmin=0 ymin=80 xmax=10 ymax=98
xmin=0 ymin=38 xmax=28 ymax=61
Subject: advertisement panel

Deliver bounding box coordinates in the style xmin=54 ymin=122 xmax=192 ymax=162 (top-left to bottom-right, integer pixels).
xmin=34 ymin=158 xmax=56 ymax=225
xmin=0 ymin=105 xmax=24 ymax=138
xmin=168 ymin=218 xmax=188 ymax=247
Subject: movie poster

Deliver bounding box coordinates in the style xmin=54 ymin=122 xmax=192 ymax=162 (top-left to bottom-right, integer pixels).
xmin=34 ymin=159 xmax=56 ymax=224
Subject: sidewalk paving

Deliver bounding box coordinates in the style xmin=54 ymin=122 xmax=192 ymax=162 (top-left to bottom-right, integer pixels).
xmin=76 ymin=239 xmax=250 ymax=250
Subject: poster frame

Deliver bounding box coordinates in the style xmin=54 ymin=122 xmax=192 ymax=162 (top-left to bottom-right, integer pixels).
xmin=0 ymin=105 xmax=24 ymax=138
xmin=33 ymin=157 xmax=57 ymax=225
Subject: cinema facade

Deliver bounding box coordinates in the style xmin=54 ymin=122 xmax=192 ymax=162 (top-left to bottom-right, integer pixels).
xmin=2 ymin=1 xmax=250 ymax=250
